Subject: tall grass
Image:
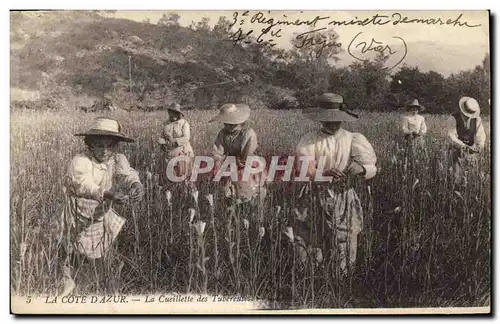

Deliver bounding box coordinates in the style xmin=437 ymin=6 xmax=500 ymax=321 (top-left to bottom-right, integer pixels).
xmin=10 ymin=109 xmax=491 ymax=308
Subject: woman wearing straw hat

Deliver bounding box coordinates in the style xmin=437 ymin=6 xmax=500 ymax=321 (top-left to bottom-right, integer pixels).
xmin=447 ymin=96 xmax=486 ymax=187
xmin=210 ymin=103 xmax=267 ymax=207
xmin=59 ymin=117 xmax=144 ymax=295
xmin=402 ymin=99 xmax=427 ymax=147
xmin=158 ymin=103 xmax=195 ymax=185
xmin=295 ymin=93 xmax=377 ymax=275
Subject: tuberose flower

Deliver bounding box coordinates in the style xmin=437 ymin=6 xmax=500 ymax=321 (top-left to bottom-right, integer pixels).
xmin=194 ymin=221 xmax=207 ymax=236
xmin=188 ymin=208 xmax=196 ymax=224
xmin=166 ymin=190 xmax=172 ymax=204
xmin=284 ymin=227 xmax=294 ymax=243
xmin=243 ymin=218 xmax=249 ymax=230
xmin=192 ymin=189 xmax=199 ymax=205
xmin=206 ymin=194 xmax=214 ymax=207
xmin=259 ymin=227 xmax=265 ymax=238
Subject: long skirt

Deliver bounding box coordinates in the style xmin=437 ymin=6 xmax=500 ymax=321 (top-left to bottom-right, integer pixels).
xmin=294 ymin=185 xmax=363 ymax=274
xmin=158 ymin=144 xmax=195 ymax=186
xmin=58 ymin=196 xmax=126 ymax=295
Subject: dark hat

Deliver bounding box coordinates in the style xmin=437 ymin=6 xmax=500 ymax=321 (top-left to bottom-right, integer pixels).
xmin=302 ymin=93 xmax=359 ymax=122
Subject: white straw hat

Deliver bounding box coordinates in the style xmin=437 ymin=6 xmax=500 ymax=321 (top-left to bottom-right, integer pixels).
xmin=459 ymin=97 xmax=480 ymax=118
xmin=407 ymin=99 xmax=425 ymax=112
xmin=167 ymin=103 xmax=185 ymax=116
xmin=209 ymin=103 xmax=251 ymax=124
xmin=74 ymin=117 xmax=134 ymax=142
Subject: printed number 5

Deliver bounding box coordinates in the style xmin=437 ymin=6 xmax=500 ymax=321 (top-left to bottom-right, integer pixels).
xmin=26 ymin=296 xmax=32 ymax=304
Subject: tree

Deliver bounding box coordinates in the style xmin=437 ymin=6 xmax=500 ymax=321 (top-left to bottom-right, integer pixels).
xmin=213 ymin=16 xmax=232 ymax=39
xmin=332 ymin=52 xmax=390 ymax=111
xmin=157 ymin=12 xmax=181 ymax=27
xmin=195 ymin=17 xmax=210 ymax=32
xmin=390 ymin=65 xmax=427 ymax=104
xmin=285 ymin=27 xmax=343 ymax=107
xmin=482 ymin=53 xmax=490 ymax=76
xmin=290 ymin=27 xmax=343 ymax=65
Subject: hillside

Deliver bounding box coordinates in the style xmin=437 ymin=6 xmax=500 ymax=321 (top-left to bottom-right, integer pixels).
xmin=10 ymin=11 xmax=490 ymax=114
xmin=10 ymin=11 xmax=286 ymax=111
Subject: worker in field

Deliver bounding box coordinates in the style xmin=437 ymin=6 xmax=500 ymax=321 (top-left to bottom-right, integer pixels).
xmin=158 ymin=103 xmax=195 ymax=187
xmin=447 ymin=96 xmax=486 ymax=187
xmin=209 ymin=103 xmax=267 ymax=211
xmin=59 ymin=117 xmax=144 ymax=295
xmin=295 ymin=93 xmax=378 ymax=275
xmin=402 ymin=99 xmax=427 ymax=148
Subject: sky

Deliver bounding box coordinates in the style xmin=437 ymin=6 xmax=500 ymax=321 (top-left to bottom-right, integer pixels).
xmin=105 ymin=10 xmax=489 ymax=48
xmin=102 ymin=10 xmax=490 ymax=74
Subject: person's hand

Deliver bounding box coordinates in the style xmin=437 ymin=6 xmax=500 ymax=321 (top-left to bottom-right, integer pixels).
xmin=323 ymin=168 xmax=345 ymax=182
xmin=346 ymin=163 xmax=366 ymax=177
xmin=103 ymin=190 xmax=128 ymax=204
xmin=466 ymin=145 xmax=479 ymax=154
xmin=236 ymin=157 xmax=246 ymax=169
xmin=129 ymin=182 xmax=145 ymax=204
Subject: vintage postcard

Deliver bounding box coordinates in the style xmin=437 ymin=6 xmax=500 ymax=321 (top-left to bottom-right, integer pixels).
xmin=10 ymin=9 xmax=491 ymax=315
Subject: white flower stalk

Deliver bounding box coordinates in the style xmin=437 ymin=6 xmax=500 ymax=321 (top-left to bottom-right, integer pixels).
xmin=275 ymin=205 xmax=281 ymax=215
xmin=243 ymin=218 xmax=249 ymax=230
xmin=412 ymin=178 xmax=420 ymax=190
xmin=259 ymin=227 xmax=265 ymax=238
xmin=315 ymin=248 xmax=323 ymax=263
xmin=166 ymin=190 xmax=172 ymax=205
xmin=194 ymin=221 xmax=206 ymax=237
xmin=284 ymin=227 xmax=294 ymax=243
xmin=146 ymin=171 xmax=153 ymax=180
xmin=394 ymin=206 xmax=402 ymax=213
xmin=188 ymin=208 xmax=196 ymax=224
xmin=206 ymin=194 xmax=214 ymax=207
xmin=192 ymin=189 xmax=199 ymax=205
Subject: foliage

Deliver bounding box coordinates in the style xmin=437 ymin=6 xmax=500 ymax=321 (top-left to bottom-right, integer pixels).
xmin=10 ymin=11 xmax=491 ymax=115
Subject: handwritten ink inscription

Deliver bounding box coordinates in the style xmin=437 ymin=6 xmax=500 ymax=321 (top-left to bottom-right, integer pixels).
xmin=227 ymin=11 xmax=481 ymax=67
xmin=294 ymin=28 xmax=342 ymax=58
xmin=328 ymin=12 xmax=482 ymax=27
xmin=228 ymin=11 xmax=330 ymax=47
xmin=348 ymin=32 xmax=408 ymax=69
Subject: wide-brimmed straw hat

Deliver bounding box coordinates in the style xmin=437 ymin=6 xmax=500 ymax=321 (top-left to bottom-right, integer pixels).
xmin=406 ymin=99 xmax=425 ymax=112
xmin=459 ymin=96 xmax=480 ymax=118
xmin=302 ymin=93 xmax=359 ymax=122
xmin=74 ymin=117 xmax=134 ymax=142
xmin=209 ymin=103 xmax=251 ymax=124
xmin=167 ymin=103 xmax=184 ymax=116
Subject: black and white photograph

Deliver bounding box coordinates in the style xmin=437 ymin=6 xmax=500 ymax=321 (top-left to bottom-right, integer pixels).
xmin=9 ymin=9 xmax=491 ymax=314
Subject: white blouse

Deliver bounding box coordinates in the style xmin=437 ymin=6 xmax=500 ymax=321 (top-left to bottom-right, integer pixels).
xmin=162 ymin=119 xmax=191 ymax=146
xmin=402 ymin=115 xmax=427 ymax=135
xmin=66 ymin=153 xmax=140 ymax=202
xmin=296 ymin=128 xmax=377 ymax=180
